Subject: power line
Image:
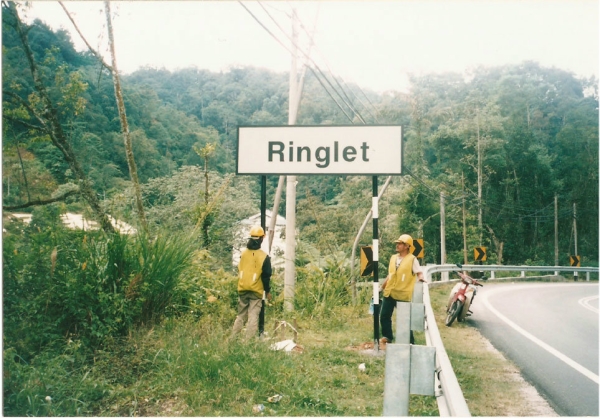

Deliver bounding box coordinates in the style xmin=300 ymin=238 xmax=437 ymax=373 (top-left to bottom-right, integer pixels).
xmin=239 ymin=2 xmax=588 ymax=229
xmin=262 ymin=1 xmax=380 ymax=124
xmin=237 ymin=1 xmax=294 ymax=58
xmin=249 ymin=1 xmax=369 ymax=124
xmin=292 ymin=8 xmax=377 ymax=124
xmin=237 ymin=2 xmax=350 ymax=122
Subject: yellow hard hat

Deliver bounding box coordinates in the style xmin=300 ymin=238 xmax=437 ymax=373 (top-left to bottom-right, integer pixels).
xmin=394 ymin=234 xmax=413 ymax=248
xmin=249 ymin=225 xmax=265 ymax=238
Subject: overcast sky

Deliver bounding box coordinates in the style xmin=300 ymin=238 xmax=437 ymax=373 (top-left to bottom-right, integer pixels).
xmin=23 ymin=0 xmax=599 ymax=93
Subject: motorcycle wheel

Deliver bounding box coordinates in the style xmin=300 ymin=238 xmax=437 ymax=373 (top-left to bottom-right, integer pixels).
xmin=445 ymin=300 xmax=462 ymax=326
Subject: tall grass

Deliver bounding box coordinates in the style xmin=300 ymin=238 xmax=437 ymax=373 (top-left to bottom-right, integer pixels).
xmin=3 ymin=297 xmax=440 ymax=416
xmin=6 ymin=210 xmax=547 ymax=416
xmin=130 ymin=232 xmax=198 ymax=323
xmin=295 ymin=248 xmax=353 ymax=318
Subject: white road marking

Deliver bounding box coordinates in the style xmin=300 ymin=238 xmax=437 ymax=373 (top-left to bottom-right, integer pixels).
xmin=481 ymin=283 xmax=599 ymax=384
xmin=579 ymin=295 xmax=600 ymax=314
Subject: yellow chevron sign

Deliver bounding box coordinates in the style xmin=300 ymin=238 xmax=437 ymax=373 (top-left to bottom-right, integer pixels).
xmin=412 ymin=239 xmax=424 ymax=258
xmin=570 ymin=255 xmax=580 ymax=267
xmin=360 ymin=246 xmax=374 ymax=276
xmin=474 ymin=247 xmax=487 ymax=262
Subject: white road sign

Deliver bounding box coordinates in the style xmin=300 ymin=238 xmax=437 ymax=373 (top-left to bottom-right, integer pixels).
xmin=237 ymin=125 xmax=403 ymax=175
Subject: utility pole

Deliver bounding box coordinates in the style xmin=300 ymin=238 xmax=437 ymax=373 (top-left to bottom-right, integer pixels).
xmin=284 ymin=8 xmax=299 ymax=312
xmin=268 ymin=8 xmax=312 ymax=254
xmin=440 ymin=192 xmax=447 ymax=281
xmin=573 ymin=202 xmax=578 ymax=280
xmin=554 ymin=195 xmax=558 ymax=275
xmin=476 ymin=110 xmax=483 ymax=245
xmin=462 ymin=173 xmax=468 ymax=264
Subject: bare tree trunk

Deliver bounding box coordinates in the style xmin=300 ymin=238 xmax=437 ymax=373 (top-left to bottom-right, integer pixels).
xmin=202 ymin=155 xmax=210 ymax=245
xmin=104 ymin=0 xmax=148 ymax=235
xmin=5 ymin=2 xmax=114 ymax=233
xmin=485 ymin=225 xmax=503 ymax=264
xmin=15 ymin=140 xmax=31 ymax=202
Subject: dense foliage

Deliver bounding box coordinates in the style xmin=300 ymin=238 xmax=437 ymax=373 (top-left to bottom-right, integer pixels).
xmin=2 ymin=6 xmax=598 ymax=416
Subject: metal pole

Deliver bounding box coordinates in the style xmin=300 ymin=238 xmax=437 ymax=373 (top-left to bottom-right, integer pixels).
xmin=372 ymin=176 xmax=380 ymax=350
xmin=350 ymin=176 xmax=392 ymax=304
xmin=440 ymin=192 xmax=447 ymax=281
xmin=259 ymin=176 xmax=267 ymax=336
xmin=555 ymin=195 xmax=558 ymax=275
xmin=573 ymin=203 xmax=578 ymax=280
xmin=284 ymin=8 xmax=298 ymax=312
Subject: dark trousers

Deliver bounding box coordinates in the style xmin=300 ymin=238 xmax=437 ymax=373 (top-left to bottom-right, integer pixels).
xmin=380 ymin=295 xmax=414 ymax=344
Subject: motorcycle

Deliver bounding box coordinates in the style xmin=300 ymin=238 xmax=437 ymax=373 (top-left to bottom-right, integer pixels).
xmin=445 ymin=264 xmax=486 ymax=326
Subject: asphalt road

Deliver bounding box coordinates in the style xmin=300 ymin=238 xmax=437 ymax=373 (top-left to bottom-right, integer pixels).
xmin=468 ymin=282 xmax=599 ymax=416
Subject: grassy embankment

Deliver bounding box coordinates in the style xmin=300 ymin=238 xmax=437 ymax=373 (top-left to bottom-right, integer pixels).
xmin=5 ymin=282 xmax=559 ymax=416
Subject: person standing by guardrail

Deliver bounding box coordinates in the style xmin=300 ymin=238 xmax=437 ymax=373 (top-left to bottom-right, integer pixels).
xmin=380 ymin=234 xmax=425 ymax=345
xmin=231 ymin=226 xmax=272 ymax=340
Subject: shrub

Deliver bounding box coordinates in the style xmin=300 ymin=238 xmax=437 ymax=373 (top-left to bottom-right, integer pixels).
xmin=3 ymin=211 xmax=198 ymax=358
xmin=294 ymin=244 xmax=352 ymax=317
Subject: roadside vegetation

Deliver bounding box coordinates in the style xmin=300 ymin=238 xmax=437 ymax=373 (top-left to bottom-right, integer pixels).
xmin=3 ymin=215 xmax=557 ymax=416
xmin=3 ymin=3 xmax=597 ymax=417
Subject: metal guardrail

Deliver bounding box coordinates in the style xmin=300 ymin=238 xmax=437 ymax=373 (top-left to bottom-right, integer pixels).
xmin=420 ymin=264 xmax=599 ymax=417
xmin=426 ymin=264 xmax=599 ymax=280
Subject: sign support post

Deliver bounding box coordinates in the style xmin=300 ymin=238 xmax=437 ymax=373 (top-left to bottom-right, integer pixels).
xmin=259 ymin=175 xmax=267 ymax=336
xmin=236 ymin=125 xmax=403 ymax=342
xmin=372 ymin=176 xmax=380 ymax=350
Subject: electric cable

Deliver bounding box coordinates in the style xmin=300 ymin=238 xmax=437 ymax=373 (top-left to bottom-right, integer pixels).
xmin=238 ymin=2 xmax=349 ymax=122
xmin=240 ymin=1 xmax=591 ymax=229
xmin=254 ymin=1 xmax=369 ymax=124
xmin=293 ymin=8 xmax=378 ymax=123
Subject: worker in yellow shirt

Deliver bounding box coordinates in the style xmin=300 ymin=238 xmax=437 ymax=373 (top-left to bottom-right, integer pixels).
xmin=232 ymin=226 xmax=272 ymax=339
xmin=380 ymin=234 xmax=424 ymax=345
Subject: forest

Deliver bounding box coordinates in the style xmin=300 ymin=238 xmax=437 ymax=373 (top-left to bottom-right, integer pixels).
xmin=2 ymin=3 xmax=598 ymax=416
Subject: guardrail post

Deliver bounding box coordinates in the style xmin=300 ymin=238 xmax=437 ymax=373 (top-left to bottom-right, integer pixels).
xmin=412 ymin=281 xmax=424 ymax=303
xmin=587 ymin=272 xmax=590 ymax=281
xmin=396 ymin=302 xmax=411 ymax=344
xmin=490 ymin=271 xmax=495 ymax=279
xmin=384 ymin=298 xmax=435 ymax=416
xmin=383 ymin=344 xmax=411 ymax=416
xmin=396 ymin=300 xmax=426 ymax=343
